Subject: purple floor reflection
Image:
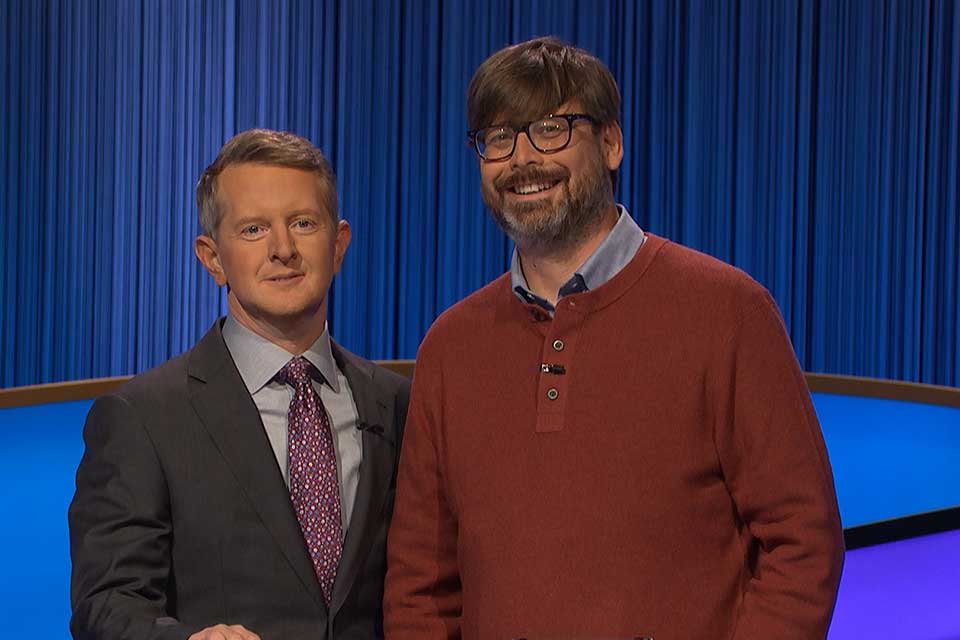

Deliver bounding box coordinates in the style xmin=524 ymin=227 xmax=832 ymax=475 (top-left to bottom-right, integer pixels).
xmin=829 ymin=529 xmax=960 ymax=638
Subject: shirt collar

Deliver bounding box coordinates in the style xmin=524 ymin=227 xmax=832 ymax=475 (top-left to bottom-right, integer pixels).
xmin=222 ymin=315 xmax=341 ymax=395
xmin=510 ymin=205 xmax=646 ymax=310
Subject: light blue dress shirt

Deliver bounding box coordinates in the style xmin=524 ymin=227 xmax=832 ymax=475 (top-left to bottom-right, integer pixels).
xmin=222 ymin=316 xmax=362 ymax=533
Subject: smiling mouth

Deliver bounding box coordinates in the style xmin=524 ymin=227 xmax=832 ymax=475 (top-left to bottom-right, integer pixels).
xmin=507 ymin=179 xmax=561 ymax=196
xmin=513 ymin=181 xmax=555 ymax=194
xmin=266 ymin=273 xmax=304 ymax=283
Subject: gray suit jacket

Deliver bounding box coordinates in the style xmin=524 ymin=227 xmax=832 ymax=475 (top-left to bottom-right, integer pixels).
xmin=69 ymin=319 xmax=410 ymax=639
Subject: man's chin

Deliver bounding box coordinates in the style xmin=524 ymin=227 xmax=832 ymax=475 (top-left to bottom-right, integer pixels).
xmin=495 ymin=215 xmax=567 ymax=253
xmin=492 ymin=197 xmax=550 ymax=225
xmin=244 ymin=302 xmax=326 ymax=326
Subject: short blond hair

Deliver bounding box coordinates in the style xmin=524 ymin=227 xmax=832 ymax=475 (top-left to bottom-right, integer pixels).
xmin=195 ymin=128 xmax=338 ymax=237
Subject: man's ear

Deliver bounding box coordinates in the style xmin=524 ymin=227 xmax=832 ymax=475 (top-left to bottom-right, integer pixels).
xmin=601 ymin=121 xmax=624 ymax=172
xmin=333 ymin=220 xmax=352 ymax=273
xmin=195 ymin=235 xmax=228 ymax=286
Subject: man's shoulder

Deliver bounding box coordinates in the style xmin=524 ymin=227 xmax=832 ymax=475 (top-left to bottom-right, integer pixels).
xmin=80 ymin=348 xmax=199 ymax=445
xmin=107 ymin=322 xmax=224 ymax=407
xmin=420 ymin=272 xmax=512 ymax=345
xmin=332 ymin=341 xmax=411 ymax=395
xmin=649 ymin=235 xmax=770 ymax=303
xmin=103 ymin=353 xmax=191 ymax=419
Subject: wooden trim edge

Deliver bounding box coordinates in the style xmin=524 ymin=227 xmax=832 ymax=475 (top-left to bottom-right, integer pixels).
xmin=0 ymin=376 xmax=134 ymax=409
xmin=0 ymin=360 xmax=418 ymax=409
xmin=3 ymin=369 xmax=958 ymax=410
xmin=806 ymin=373 xmax=960 ymax=408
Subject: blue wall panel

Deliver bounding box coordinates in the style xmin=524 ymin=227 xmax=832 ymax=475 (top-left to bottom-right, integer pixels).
xmin=1 ymin=0 xmax=957 ymax=387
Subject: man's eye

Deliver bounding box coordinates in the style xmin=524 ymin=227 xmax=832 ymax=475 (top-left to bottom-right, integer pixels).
xmin=241 ymin=225 xmax=263 ymax=236
xmin=485 ymin=128 xmax=514 ymax=147
xmin=293 ymin=218 xmax=317 ymax=230
xmin=535 ymin=121 xmax=565 ymax=137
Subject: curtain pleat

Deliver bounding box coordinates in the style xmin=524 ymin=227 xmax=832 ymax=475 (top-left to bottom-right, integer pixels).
xmin=0 ymin=0 xmax=957 ymax=387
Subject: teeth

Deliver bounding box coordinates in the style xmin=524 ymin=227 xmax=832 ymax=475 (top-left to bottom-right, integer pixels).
xmin=515 ymin=182 xmax=552 ymax=195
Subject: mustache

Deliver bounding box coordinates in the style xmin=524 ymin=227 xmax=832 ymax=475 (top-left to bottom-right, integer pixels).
xmin=494 ymin=167 xmax=569 ymax=191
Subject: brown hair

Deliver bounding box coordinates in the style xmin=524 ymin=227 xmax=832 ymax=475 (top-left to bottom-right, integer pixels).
xmin=467 ymin=36 xmax=621 ymax=130
xmin=195 ymin=128 xmax=338 ymax=237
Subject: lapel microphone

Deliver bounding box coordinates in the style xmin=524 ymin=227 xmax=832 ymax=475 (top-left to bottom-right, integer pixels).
xmin=357 ymin=421 xmax=384 ymax=434
xmin=357 ymin=421 xmax=394 ymax=446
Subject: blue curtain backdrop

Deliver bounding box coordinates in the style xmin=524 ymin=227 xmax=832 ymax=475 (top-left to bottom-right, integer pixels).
xmin=1 ymin=0 xmax=958 ymax=388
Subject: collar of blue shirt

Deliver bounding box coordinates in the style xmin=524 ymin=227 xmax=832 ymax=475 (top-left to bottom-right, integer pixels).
xmin=222 ymin=315 xmax=342 ymax=395
xmin=510 ymin=204 xmax=646 ymax=312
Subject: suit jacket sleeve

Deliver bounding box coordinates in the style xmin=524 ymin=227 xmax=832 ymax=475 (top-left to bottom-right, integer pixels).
xmin=713 ymin=291 xmax=845 ymax=639
xmin=69 ymin=393 xmax=194 ymax=640
xmin=383 ymin=342 xmax=462 ymax=638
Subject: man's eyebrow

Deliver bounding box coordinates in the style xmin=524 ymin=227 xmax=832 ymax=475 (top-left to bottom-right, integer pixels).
xmin=231 ymin=208 xmax=320 ymax=222
xmin=228 ymin=214 xmax=266 ymax=227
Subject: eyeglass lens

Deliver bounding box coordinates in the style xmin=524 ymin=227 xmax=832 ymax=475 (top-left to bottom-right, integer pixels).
xmin=479 ymin=116 xmax=572 ymax=159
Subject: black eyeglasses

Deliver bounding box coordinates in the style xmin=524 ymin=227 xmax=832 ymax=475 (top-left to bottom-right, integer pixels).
xmin=467 ymin=113 xmax=600 ymax=161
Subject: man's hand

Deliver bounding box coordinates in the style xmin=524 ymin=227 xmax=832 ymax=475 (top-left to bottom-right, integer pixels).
xmin=188 ymin=624 xmax=261 ymax=640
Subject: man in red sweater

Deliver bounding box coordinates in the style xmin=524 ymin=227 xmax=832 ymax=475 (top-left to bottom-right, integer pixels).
xmin=385 ymin=37 xmax=844 ymax=640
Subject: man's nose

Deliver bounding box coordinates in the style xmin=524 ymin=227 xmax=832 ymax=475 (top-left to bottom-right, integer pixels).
xmin=269 ymin=226 xmax=297 ymax=261
xmin=510 ymin=131 xmax=543 ymax=167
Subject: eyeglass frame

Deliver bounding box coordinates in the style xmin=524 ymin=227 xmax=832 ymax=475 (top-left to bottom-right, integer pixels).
xmin=466 ymin=113 xmax=601 ymax=161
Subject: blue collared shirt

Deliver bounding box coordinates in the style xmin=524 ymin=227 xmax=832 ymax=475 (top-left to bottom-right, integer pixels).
xmin=511 ymin=205 xmax=646 ymax=312
xmin=222 ymin=316 xmax=362 ymax=532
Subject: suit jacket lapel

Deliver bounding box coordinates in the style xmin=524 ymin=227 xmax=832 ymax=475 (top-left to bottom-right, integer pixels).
xmin=186 ymin=321 xmax=327 ymax=611
xmin=329 ymin=341 xmax=397 ymax=618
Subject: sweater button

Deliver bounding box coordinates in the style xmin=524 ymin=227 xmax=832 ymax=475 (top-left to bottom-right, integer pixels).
xmin=546 ymin=387 xmax=559 ymax=400
xmin=552 ymin=339 xmax=565 ymax=351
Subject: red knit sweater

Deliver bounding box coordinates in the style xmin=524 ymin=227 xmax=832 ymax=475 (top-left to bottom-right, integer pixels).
xmin=385 ymin=234 xmax=844 ymax=640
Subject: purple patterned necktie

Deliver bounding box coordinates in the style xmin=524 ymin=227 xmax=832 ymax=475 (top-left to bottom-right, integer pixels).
xmin=277 ymin=356 xmax=343 ymax=603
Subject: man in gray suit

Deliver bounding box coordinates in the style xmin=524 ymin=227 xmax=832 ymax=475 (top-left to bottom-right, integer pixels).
xmin=69 ymin=129 xmax=410 ymax=640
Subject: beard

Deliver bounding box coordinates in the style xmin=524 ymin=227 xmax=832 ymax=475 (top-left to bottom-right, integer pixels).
xmin=481 ymin=152 xmax=615 ymax=256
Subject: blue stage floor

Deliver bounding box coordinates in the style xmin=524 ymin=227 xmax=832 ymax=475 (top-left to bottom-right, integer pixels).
xmin=1 ymin=392 xmax=958 ymax=638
